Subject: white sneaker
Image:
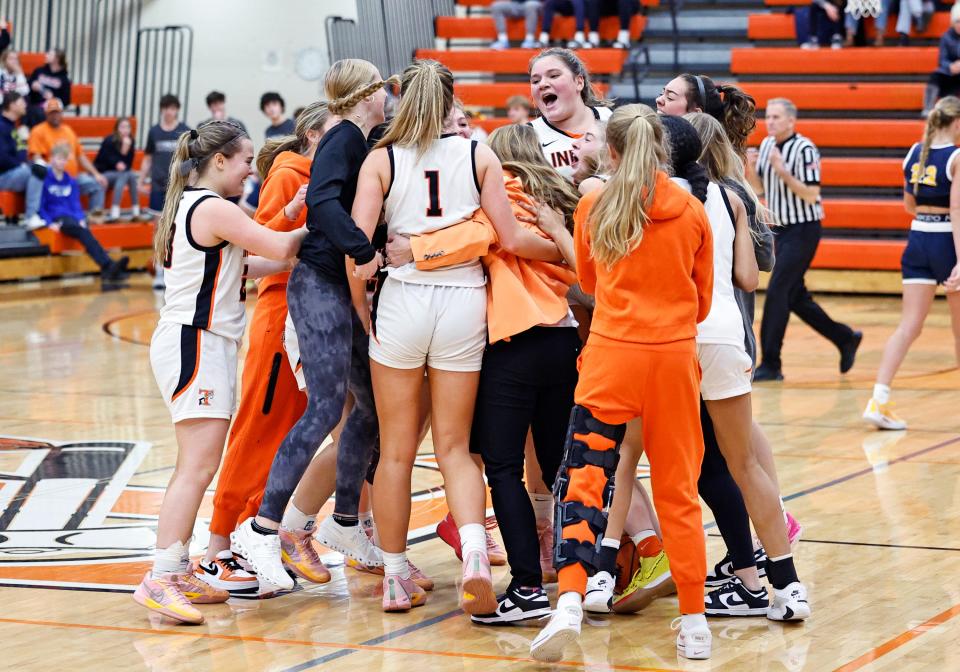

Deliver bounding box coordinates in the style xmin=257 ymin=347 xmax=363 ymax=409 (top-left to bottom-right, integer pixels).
xmin=863 ymin=398 xmax=907 ymax=430
xmin=767 ymin=581 xmax=811 ymax=621
xmin=520 ymin=38 xmax=540 ymax=49
xmin=672 ymin=617 xmax=712 ymax=659
xmin=229 ymin=518 xmax=294 ymax=590
xmin=24 ymin=214 xmax=45 ymax=230
xmin=314 ymin=516 xmax=384 ymax=567
xmin=490 ymin=38 xmax=509 ymax=50
xmin=530 ymin=604 xmax=582 ymax=663
xmin=583 ymin=571 xmax=614 ymax=613
xmin=194 ymin=550 xmax=259 ymax=596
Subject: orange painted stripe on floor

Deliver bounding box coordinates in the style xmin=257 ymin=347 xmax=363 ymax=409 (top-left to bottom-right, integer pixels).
xmin=833 ymin=603 xmax=960 ymax=671
xmin=0 ymin=617 xmax=681 ymax=671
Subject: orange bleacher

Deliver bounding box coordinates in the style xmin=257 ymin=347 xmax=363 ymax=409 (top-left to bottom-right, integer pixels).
xmin=19 ymin=52 xmax=93 ymax=107
xmin=457 ymin=0 xmax=659 ymax=6
xmin=436 ymin=14 xmax=645 ymax=41
xmin=748 ymin=12 xmax=949 ymax=41
xmin=32 ymin=222 xmax=153 ymax=255
xmin=748 ymin=120 xmax=923 ymax=148
xmin=732 ymin=47 xmax=938 ymax=75
xmin=823 ymin=199 xmax=910 ymax=231
xmin=456 ymin=81 xmax=608 ymax=106
xmin=417 ymin=48 xmax=628 ymax=74
xmin=811 ymin=239 xmax=904 ymax=270
xmin=738 ymin=82 xmax=923 ymax=111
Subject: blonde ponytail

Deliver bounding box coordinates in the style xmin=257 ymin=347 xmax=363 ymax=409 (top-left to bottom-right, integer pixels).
xmin=256 ymin=100 xmax=333 ymax=177
xmin=153 ymin=120 xmax=249 ymax=264
xmin=376 ymin=60 xmax=454 ymax=159
xmin=588 ymin=104 xmax=666 ymax=268
xmin=914 ymin=96 xmax=960 ymax=195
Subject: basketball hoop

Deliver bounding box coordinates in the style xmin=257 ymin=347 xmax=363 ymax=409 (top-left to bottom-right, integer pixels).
xmin=846 ymin=0 xmax=882 ymax=18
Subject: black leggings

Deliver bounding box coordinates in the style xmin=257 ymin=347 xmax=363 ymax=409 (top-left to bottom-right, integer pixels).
xmin=542 ymin=0 xmax=637 ymax=33
xmin=57 ymin=216 xmax=111 ymax=269
xmin=697 ymin=399 xmax=756 ymax=571
xmin=258 ymin=263 xmax=378 ymax=522
xmin=472 ymin=326 xmax=580 ymax=588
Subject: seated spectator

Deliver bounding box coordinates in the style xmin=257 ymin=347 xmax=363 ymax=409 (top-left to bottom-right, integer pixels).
xmin=596 ymin=0 xmax=639 ymax=48
xmin=0 ymin=20 xmax=10 ymax=54
xmin=0 ymin=92 xmax=43 ymax=228
xmin=28 ymin=98 xmax=106 ymax=222
xmin=490 ymin=1 xmax=543 ymax=50
xmin=924 ymin=3 xmax=960 ymax=116
xmin=26 ymin=48 xmax=70 ymax=127
xmin=506 ymin=95 xmax=533 ymax=124
xmin=199 ymin=90 xmax=246 ymax=131
xmin=802 ymin=0 xmax=846 ymax=49
xmin=94 ymin=117 xmax=148 ymax=222
xmin=893 ymin=0 xmax=935 ymax=46
xmin=39 ymin=142 xmax=128 ymax=282
xmin=0 ymin=49 xmax=29 ymax=96
xmin=541 ymin=0 xmax=595 ymax=48
xmin=260 ymin=91 xmax=294 ymax=139
xmin=138 ymin=93 xmax=190 ymax=214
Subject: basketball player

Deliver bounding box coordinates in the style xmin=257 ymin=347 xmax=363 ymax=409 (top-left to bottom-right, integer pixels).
xmin=136 ymin=120 xmax=306 ymax=624
xmin=864 ymin=96 xmax=960 ymax=430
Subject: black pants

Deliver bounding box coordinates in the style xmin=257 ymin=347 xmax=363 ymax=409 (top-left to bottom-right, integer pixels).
xmin=57 ymin=216 xmax=111 ymax=269
xmin=698 ymin=400 xmax=755 ymax=571
xmin=472 ymin=326 xmax=580 ymax=588
xmin=808 ymin=3 xmax=844 ymax=42
xmin=597 ymin=0 xmax=639 ymax=30
xmin=759 ymin=220 xmax=855 ymax=371
xmin=542 ymin=0 xmax=587 ymax=32
xmin=930 ymin=71 xmax=960 ymax=98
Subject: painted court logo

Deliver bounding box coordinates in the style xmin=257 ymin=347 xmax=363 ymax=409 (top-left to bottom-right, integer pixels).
xmin=199 ymin=389 xmax=215 ymax=406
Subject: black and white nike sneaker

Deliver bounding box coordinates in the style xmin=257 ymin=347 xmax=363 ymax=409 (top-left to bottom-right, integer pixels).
xmin=767 ymin=581 xmax=810 ymax=621
xmin=704 ymin=576 xmax=769 ymax=617
xmin=704 ymin=547 xmax=768 ymax=587
xmin=471 ymin=586 xmax=552 ymax=625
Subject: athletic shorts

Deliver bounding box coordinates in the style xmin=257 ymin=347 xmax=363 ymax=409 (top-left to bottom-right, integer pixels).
xmin=369 ymin=278 xmax=487 ymax=372
xmin=281 ymin=311 xmax=306 ymax=392
xmin=901 ymin=230 xmax=957 ymax=286
xmin=150 ymin=321 xmax=238 ymax=422
xmin=697 ymin=343 xmax=753 ymax=401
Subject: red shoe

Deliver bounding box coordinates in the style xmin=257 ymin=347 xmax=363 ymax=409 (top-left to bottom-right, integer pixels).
xmin=436 ymin=512 xmax=462 ymax=561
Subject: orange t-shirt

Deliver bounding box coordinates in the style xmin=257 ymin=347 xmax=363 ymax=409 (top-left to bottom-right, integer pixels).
xmin=27 ymin=122 xmax=85 ymax=176
xmin=254 ymin=151 xmax=311 ymax=294
xmin=575 ymin=171 xmax=714 ymax=344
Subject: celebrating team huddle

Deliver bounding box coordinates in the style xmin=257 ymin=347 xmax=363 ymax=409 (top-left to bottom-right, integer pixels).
xmin=139 ymin=48 xmax=822 ymax=664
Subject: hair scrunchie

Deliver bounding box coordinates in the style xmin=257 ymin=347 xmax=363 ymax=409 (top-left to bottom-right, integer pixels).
xmin=189 ymin=129 xmax=199 ymax=140
xmin=178 ymin=157 xmax=200 ymax=177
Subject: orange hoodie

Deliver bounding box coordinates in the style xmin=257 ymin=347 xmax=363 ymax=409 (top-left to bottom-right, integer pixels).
xmin=575 ymin=171 xmax=713 ymax=344
xmin=255 ymin=150 xmax=311 ymax=294
xmin=408 ymin=171 xmax=576 ymax=343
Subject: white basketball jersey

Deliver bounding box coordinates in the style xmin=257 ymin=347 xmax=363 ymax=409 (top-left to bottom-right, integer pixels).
xmin=531 ymin=106 xmax=612 ymax=182
xmin=383 ymin=135 xmax=484 ymax=286
xmin=674 ymin=179 xmax=744 ymax=348
xmin=158 ymin=187 xmax=248 ymax=342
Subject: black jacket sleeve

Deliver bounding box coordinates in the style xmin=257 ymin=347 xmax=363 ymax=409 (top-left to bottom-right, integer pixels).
xmin=0 ymin=122 xmax=20 ymax=174
xmin=305 ymin=126 xmax=376 ymax=264
xmin=93 ymin=135 xmax=115 ymax=173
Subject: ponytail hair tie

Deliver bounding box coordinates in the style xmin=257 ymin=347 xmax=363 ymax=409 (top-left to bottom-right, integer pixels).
xmin=178 ymin=157 xmax=200 ymax=177
xmin=189 ymin=129 xmax=199 ymax=140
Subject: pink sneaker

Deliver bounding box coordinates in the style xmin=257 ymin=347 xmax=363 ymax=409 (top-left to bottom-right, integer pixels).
xmin=382 ymin=574 xmax=428 ymax=612
xmin=786 ymin=512 xmax=803 ymax=549
xmin=460 ymin=550 xmax=497 ymax=615
xmin=280 ymin=527 xmax=332 ymax=584
xmin=408 ymin=559 xmax=434 ymax=591
xmin=177 ymin=565 xmax=230 ymax=604
xmin=485 ymin=516 xmax=507 ymax=567
xmin=133 ymin=572 xmax=204 ymax=624
xmin=536 ymin=519 xmax=557 ymax=584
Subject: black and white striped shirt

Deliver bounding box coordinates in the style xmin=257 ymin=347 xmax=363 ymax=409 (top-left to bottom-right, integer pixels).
xmin=756 ymin=132 xmax=824 ymax=225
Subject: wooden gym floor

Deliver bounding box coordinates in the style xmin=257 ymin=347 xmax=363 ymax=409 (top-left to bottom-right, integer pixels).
xmin=0 ymin=275 xmax=958 ymax=671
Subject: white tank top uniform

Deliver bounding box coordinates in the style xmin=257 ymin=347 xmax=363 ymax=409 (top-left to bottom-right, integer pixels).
xmin=530 ymin=106 xmax=612 ymax=182
xmin=150 ymin=187 xmax=247 ymax=422
xmin=369 ymin=135 xmax=488 ymax=372
xmin=674 ymin=178 xmax=753 ymax=401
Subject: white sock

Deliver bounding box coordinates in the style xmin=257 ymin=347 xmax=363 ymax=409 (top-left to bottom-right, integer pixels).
xmin=109 ymin=205 xmax=120 ymax=218
xmin=281 ymin=502 xmax=316 ymax=533
xmin=574 ymin=30 xmax=585 ymax=43
xmin=873 ymin=383 xmax=891 ymax=405
xmin=588 ymin=30 xmax=600 ymax=44
xmin=458 ymin=522 xmax=486 ymax=558
xmin=558 ymin=591 xmax=583 ymax=612
xmin=631 ymin=529 xmax=657 ymax=546
xmin=530 ymin=493 xmax=553 ymax=522
xmin=152 ymin=540 xmax=188 ymax=578
xmin=681 ymin=613 xmax=708 ymax=631
xmin=383 ymin=550 xmax=410 ymax=579
xmin=617 ymin=29 xmax=630 ymax=44
xmin=497 ymin=32 xmax=507 ymax=42
xmin=539 ymin=31 xmax=549 ymax=43
xmin=600 ymin=536 xmax=620 ymax=550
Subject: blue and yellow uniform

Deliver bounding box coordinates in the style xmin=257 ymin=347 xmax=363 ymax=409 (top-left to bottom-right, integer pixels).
xmin=901 ymin=142 xmax=960 ymax=285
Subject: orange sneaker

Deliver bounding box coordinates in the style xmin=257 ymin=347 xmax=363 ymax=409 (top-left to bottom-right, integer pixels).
xmin=485 ymin=516 xmax=507 ymax=567
xmin=194 ymin=551 xmax=259 ymax=597
xmin=133 ymin=572 xmax=204 ymax=624
xmin=280 ymin=527 xmax=332 ymax=584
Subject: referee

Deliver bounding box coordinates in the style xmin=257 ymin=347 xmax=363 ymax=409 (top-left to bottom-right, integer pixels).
xmin=747 ymin=97 xmax=862 ymax=381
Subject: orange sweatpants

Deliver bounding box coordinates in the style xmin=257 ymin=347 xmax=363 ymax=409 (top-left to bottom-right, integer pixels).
xmin=559 ymin=334 xmax=706 ymax=615
xmin=209 ymin=284 xmax=307 ymax=538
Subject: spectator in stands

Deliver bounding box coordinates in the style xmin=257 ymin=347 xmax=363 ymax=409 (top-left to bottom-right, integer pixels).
xmin=506 ymin=95 xmax=534 ymax=124
xmin=745 ymin=98 xmax=862 ymax=380
xmin=540 ymin=0 xmax=595 ymax=49
xmin=26 ymin=48 xmax=70 ymax=127
xmin=490 ymin=0 xmax=543 ymax=50
xmin=0 ymin=49 xmax=29 ymax=96
xmin=28 ymin=97 xmax=107 ymax=222
xmin=94 ymin=117 xmax=148 ymax=223
xmin=138 ymin=93 xmax=190 ymax=215
xmin=200 ymin=90 xmax=246 ymax=132
xmin=923 ymin=3 xmax=960 ymax=117
xmin=260 ymin=91 xmax=294 ymax=139
xmin=39 ymin=142 xmax=128 ymax=282
xmin=802 ymin=0 xmax=846 ymax=49
xmin=0 ymin=92 xmax=42 ymax=228
xmin=893 ymin=0 xmax=935 ymax=46
xmin=596 ymin=0 xmax=639 ymax=48
xmin=0 ymin=20 xmax=9 ymax=54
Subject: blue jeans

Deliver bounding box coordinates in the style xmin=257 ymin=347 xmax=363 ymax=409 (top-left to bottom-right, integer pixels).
xmin=102 ymin=170 xmax=139 ymax=208
xmin=0 ymin=163 xmax=42 ymax=217
xmin=76 ymin=173 xmax=105 ymax=211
